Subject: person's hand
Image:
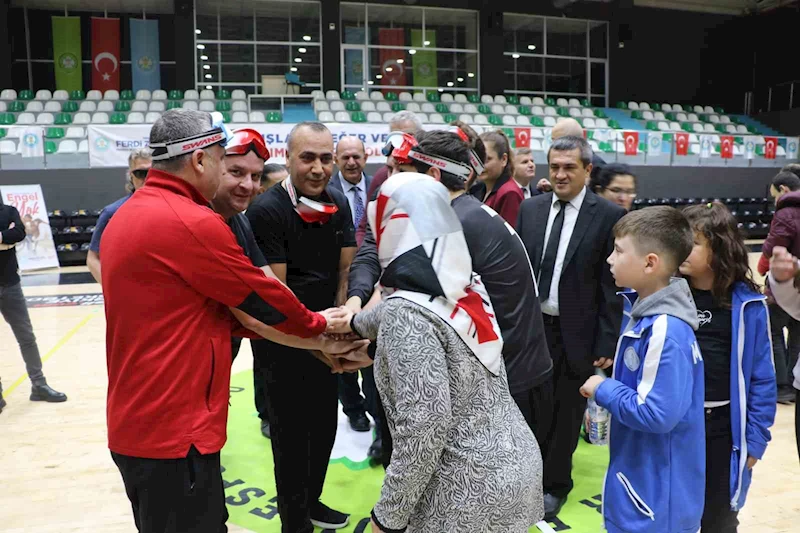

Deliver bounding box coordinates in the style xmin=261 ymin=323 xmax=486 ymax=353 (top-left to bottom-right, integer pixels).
xmin=320 ymin=306 xmax=354 ymax=333
xmin=329 ymin=343 xmax=373 ymax=373
xmin=536 ymin=178 xmax=552 ymax=192
xmin=319 ymin=335 xmax=369 ymax=356
xmin=580 ymin=375 xmax=605 ymax=398
xmin=770 ymin=246 xmax=800 ymax=283
xmin=593 ymin=357 xmax=613 ymax=370
xmin=344 ymin=296 xmax=363 ymax=314
xmin=746 ymin=456 xmax=758 ymax=470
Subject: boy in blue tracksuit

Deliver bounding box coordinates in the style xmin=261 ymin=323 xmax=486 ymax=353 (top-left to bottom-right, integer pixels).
xmin=581 ymin=206 xmax=704 ymax=533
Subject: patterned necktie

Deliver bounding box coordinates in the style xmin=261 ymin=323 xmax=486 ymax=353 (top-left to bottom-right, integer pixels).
xmin=351 ymin=185 xmax=365 ymax=228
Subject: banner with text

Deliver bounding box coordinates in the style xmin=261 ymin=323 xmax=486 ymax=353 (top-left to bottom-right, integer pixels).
xmin=88 ymin=125 xmax=152 ymax=167
xmin=0 ymin=185 xmax=59 ymax=271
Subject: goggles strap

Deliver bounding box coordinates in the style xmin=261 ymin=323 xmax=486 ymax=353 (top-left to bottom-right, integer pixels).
xmin=150 ymin=128 xmax=226 ymax=161
xmin=407 ymin=148 xmax=473 ymax=179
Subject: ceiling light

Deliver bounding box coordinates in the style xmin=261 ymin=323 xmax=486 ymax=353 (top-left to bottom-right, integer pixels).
xmin=376 ymin=74 xmax=383 ymax=79
xmin=203 ymin=65 xmax=210 ymax=70
xmin=200 ymin=55 xmax=208 ymax=60
xmin=195 ymin=29 xmax=201 ymax=34
xmin=438 ymin=88 xmax=443 ymax=92
xmin=468 ymin=72 xmax=475 ymax=78
xmin=397 ymin=59 xmax=404 ymax=64
xmin=303 ymin=35 xmax=311 ymax=41
xmin=528 ymin=44 xmax=537 ymax=51
xmin=424 ymin=40 xmax=431 ymax=46
xmin=447 ymin=81 xmax=454 ymax=87
xmin=290 ymin=67 xmax=298 ymax=72
xmin=368 ymin=81 xmax=374 ymax=85
xmin=512 ymin=53 xmax=520 ymax=59
xmin=298 ymin=48 xmax=307 ymax=53
xmin=457 ymin=77 xmax=464 ymax=82
xmin=205 ymin=85 xmax=212 ymax=90
xmin=205 ymin=74 xmax=212 ymax=79
xmin=197 ymin=44 xmax=205 ymax=50
xmin=409 ymin=49 xmax=417 ymax=55
xmin=386 ymin=67 xmax=393 ymax=72
xmin=294 ymin=57 xmax=302 ymax=63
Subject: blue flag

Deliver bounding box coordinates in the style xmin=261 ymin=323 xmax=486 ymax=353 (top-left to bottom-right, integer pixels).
xmin=130 ymin=19 xmax=161 ymax=92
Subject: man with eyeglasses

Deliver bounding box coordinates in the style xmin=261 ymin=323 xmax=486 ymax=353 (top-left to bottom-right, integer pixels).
xmin=87 ymin=147 xmax=152 ymax=284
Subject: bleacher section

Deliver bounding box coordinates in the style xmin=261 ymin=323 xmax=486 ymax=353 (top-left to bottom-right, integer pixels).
xmin=48 ymin=209 xmax=100 ymax=266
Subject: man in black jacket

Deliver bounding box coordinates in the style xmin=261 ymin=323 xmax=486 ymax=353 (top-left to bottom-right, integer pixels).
xmin=516 ymin=135 xmax=624 ymax=520
xmin=346 ymin=130 xmax=554 ymax=460
xmin=0 ymin=202 xmax=67 ymax=413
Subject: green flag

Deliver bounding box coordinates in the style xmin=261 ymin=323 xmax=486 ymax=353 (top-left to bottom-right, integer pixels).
xmin=411 ymin=29 xmax=437 ymax=88
xmin=52 ymin=16 xmax=82 ymax=92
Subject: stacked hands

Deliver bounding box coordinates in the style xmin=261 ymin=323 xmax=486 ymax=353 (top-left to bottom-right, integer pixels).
xmin=315 ymin=306 xmax=371 ymax=374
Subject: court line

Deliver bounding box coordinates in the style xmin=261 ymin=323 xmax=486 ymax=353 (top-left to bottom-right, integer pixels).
xmin=4 ymin=311 xmax=96 ymax=397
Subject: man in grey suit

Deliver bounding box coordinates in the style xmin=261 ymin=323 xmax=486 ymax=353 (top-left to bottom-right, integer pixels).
xmin=329 ymin=136 xmax=380 ymax=452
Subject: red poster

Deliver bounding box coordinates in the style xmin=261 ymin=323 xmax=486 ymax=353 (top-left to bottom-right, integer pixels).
xmin=623 ymin=131 xmax=639 ymax=156
xmin=764 ymin=137 xmax=778 ymax=159
xmin=720 ymin=136 xmax=734 ymax=159
xmin=91 ymin=17 xmax=120 ymax=91
xmin=514 ymin=128 xmax=530 ymax=148
xmin=675 ymin=133 xmax=689 ymax=156
xmin=378 ymin=29 xmax=407 ymax=88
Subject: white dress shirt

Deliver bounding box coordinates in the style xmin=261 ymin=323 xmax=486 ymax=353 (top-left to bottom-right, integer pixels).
xmin=338 ymin=172 xmax=367 ymax=224
xmin=514 ymin=178 xmax=532 ymax=198
xmin=540 ymin=186 xmax=587 ymax=316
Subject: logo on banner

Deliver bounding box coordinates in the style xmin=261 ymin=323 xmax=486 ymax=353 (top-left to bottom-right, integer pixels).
xmin=94 ymin=136 xmax=110 ymax=151
xmin=23 ymin=133 xmax=38 ymax=148
xmin=137 ymin=56 xmax=154 ymax=72
xmin=58 ymin=53 xmax=78 ymax=72
xmin=787 ymin=139 xmax=799 ymax=159
xmin=94 ymin=52 xmax=119 ymax=82
xmin=514 ymin=128 xmax=530 ymax=148
xmin=720 ymin=136 xmax=734 ymax=159
xmin=745 ymin=139 xmax=755 ymax=159
xmin=648 ymin=134 xmax=661 ymax=155
xmin=675 ymin=133 xmax=689 ymax=156
xmin=624 ymin=131 xmax=639 ymax=156
xmin=765 ymin=137 xmax=777 ymax=159
xmin=701 ymin=136 xmax=712 ymax=158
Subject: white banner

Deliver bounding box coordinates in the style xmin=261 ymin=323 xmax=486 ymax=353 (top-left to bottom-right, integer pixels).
xmin=786 ymin=137 xmax=799 ymax=160
xmin=88 ymin=125 xmax=152 ymax=167
xmin=647 ymin=132 xmax=662 ymax=156
xmin=744 ymin=136 xmax=756 ymax=160
xmin=700 ymin=135 xmax=713 ymax=158
xmin=18 ymin=127 xmax=45 ymax=158
xmin=0 ymin=185 xmax=59 ymax=271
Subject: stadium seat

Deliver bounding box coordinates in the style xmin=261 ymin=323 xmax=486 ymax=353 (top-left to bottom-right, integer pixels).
xmin=45 ymin=127 xmax=64 ymax=139
xmin=267 ymin=111 xmax=282 ymax=123
xmin=464 ymin=104 xmax=479 ymax=114
xmin=440 ymin=94 xmax=453 ymax=103
xmin=0 ymin=90 xmax=16 ymax=102
xmin=72 ymin=112 xmax=90 ymax=125
xmin=384 ymin=92 xmax=398 ymax=102
xmin=494 ymin=95 xmax=507 ymax=105
xmin=0 ymin=102 xmax=5 ymax=113
xmin=183 ymin=101 xmax=198 ymax=110
xmin=135 ymin=90 xmax=152 ymax=101
xmin=232 ymin=111 xmax=248 ymax=122
xmin=56 ymin=140 xmax=78 ymax=154
xmin=152 ymin=90 xmax=168 ymax=101
xmin=628 ymin=101 xmax=639 ymax=110
xmin=502 ymin=115 xmax=516 ymax=126
xmin=131 ymin=101 xmax=147 ymax=112
xmin=35 ymin=89 xmax=52 ymax=101
xmin=79 ymin=101 xmax=97 ymax=113
xmin=677 ymin=112 xmax=688 ymax=122
xmin=491 ymin=104 xmax=504 ymax=115
xmin=355 ymin=91 xmax=368 ymax=101
xmin=639 ymin=102 xmax=651 ymax=111
xmin=329 ymin=101 xmax=345 ymax=112
xmin=44 ymin=141 xmax=57 ymax=154
xmin=444 ymin=113 xmax=457 ymax=123
xmin=544 ymin=107 xmax=557 ymax=116
xmin=65 ymin=127 xmax=84 ymax=138
xmin=481 ymin=95 xmax=494 ymax=104
xmin=215 ymin=101 xmax=231 ymax=112
xmin=36 ymin=113 xmax=54 ymax=125
xmin=0 ymin=128 xmax=6 ymax=139
xmin=737 ymin=125 xmax=748 ymax=134
xmin=112 ymin=101 xmax=130 ymax=112
xmin=568 ymin=98 xmax=581 ymax=107
xmin=341 ymin=91 xmax=355 ymax=100
xmin=86 ymin=90 xmax=102 ymax=101
xmin=691 ymin=123 xmax=703 ymax=133
xmin=0 ymin=139 xmax=16 ymax=154
xmin=687 ymin=113 xmax=699 ymax=122
xmin=474 ymin=115 xmax=489 ymax=125
xmin=407 ymin=103 xmax=421 ymax=113
xmin=127 ymin=112 xmax=144 ymax=124
xmin=346 ymin=101 xmax=361 ymax=112
xmin=642 ymin=111 xmax=654 ymax=120
xmin=104 ymin=90 xmax=119 ymax=101
xmin=62 ymin=101 xmax=78 ymax=113
xmin=382 ymin=112 xmax=395 ymax=122
xmin=569 ymin=108 xmax=582 ymax=118
xmin=703 ymin=124 xmax=715 ymax=133
xmin=594 ymin=109 xmax=607 ymax=119
xmin=436 ymin=103 xmax=449 ymax=114
xmin=334 ymin=111 xmax=351 ymax=123
xmin=229 ymin=90 xmax=245 ymax=101
xmin=199 ymin=101 xmax=215 ymax=112
xmin=110 ymin=113 xmax=126 ymax=124
xmin=544 ymin=98 xmax=556 ymax=106
xmin=17 ymin=90 xmax=33 ymax=100
xmin=120 ymin=90 xmax=134 ymax=100
xmin=27 ymin=101 xmax=44 ymax=112
xmin=94 ymin=101 xmax=113 ymax=113
xmin=91 ymin=112 xmax=109 ymax=124
xmin=167 ymin=101 xmax=182 ymax=110
xmin=54 ymin=113 xmax=72 ymax=125
xmin=221 ymin=112 xmax=232 ymax=123
xmin=516 ymin=115 xmax=529 ymax=126
xmin=528 ymin=116 xmax=543 ymax=127
xmin=391 ymin=102 xmax=406 ymax=112
xmin=361 ymin=101 xmax=376 ymax=112
xmin=399 ymin=92 xmax=413 ymax=102
xmin=415 ymin=113 xmax=429 ymax=123
xmin=144 ymin=112 xmax=160 ymax=124
xmin=518 ymin=106 xmax=531 ymax=116
xmin=653 ymin=111 xmax=666 ymax=120
xmin=412 ymin=93 xmax=425 ymax=103
xmin=78 ymin=140 xmax=89 ymax=153
xmin=146 ymin=101 xmax=164 ymax=112
xmin=581 ymin=108 xmax=594 ymax=118
xmin=469 ymin=94 xmax=481 ymax=104
xmin=709 ymin=115 xmax=720 ymax=124
xmin=232 ymin=100 xmax=247 ymax=112
xmin=703 ymin=106 xmax=714 ymax=114
xmin=314 ymin=101 xmax=330 ymax=113
xmin=720 ymin=116 xmax=731 ymax=124
xmin=8 ymin=101 xmax=24 ymax=112
xmin=692 ymin=105 xmax=703 ymax=113
xmin=367 ymin=92 xmax=383 ymax=102
xmin=454 ymin=94 xmax=468 ymax=104
xmin=459 ymin=114 xmax=473 ymax=124
xmin=543 ymin=116 xmax=557 ymax=127
xmin=662 ymin=104 xmax=673 ymax=112
xmin=367 ymin=112 xmax=383 ymax=123
xmin=183 ymin=90 xmax=199 ymax=101
xmin=200 ymin=90 xmax=215 ymax=100
xmin=556 ymin=98 xmax=568 ymax=107
xmin=16 ymin=112 xmax=34 ymax=124
xmin=166 ymin=90 xmax=182 ymax=100
xmin=519 ymin=96 xmax=532 ymax=106
xmin=351 ymin=111 xmax=367 ymax=123
xmin=584 ymin=118 xmax=596 ymax=128
xmin=657 ymin=121 xmax=669 ymax=131
xmin=557 ymin=107 xmax=570 ymax=117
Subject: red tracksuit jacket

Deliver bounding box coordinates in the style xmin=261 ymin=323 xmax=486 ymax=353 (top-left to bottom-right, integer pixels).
xmin=101 ymin=169 xmax=326 ymax=459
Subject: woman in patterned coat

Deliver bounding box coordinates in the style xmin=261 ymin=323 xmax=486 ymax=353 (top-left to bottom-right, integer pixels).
xmin=350 ymin=172 xmax=543 ymax=533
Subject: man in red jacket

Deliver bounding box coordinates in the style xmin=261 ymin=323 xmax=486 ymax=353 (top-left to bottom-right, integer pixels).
xmin=101 ymin=109 xmax=363 ymax=533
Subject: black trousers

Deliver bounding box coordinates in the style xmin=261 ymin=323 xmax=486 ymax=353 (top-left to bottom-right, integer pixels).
xmin=769 ymin=303 xmax=800 ymax=388
xmin=231 ymin=337 xmax=268 ymax=421
xmin=796 ymin=390 xmax=800 ymax=464
xmin=512 ymin=375 xmax=555 ymax=450
xmin=541 ymin=314 xmax=589 ymax=499
xmin=255 ymin=340 xmax=339 ymax=533
xmin=111 ymin=445 xmax=228 ymax=533
xmin=338 ymin=363 xmax=382 ymax=428
xmin=701 ymin=405 xmax=739 ymax=533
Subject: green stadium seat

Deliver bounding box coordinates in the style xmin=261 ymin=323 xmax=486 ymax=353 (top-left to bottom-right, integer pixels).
xmin=69 ymin=90 xmax=85 ymax=100
xmin=530 ymin=116 xmax=545 ymax=127
xmin=351 ymin=111 xmax=367 ymax=123
xmin=731 ymin=116 xmax=741 ymax=124
xmin=0 ymin=114 xmax=16 ymax=125
xmin=221 ymin=112 xmax=232 ymax=123
xmin=18 ymin=90 xmax=34 ymax=101
xmin=715 ymin=124 xmax=727 ymax=133
xmin=443 ymin=113 xmax=457 ymax=123
xmin=120 ymin=90 xmax=134 ymax=101
xmin=599 ymin=141 xmax=615 ymax=153
xmin=8 ymin=101 xmax=25 ymax=112
xmin=681 ymin=123 xmax=693 ymax=132
xmin=581 ymin=99 xmax=591 ymax=107
xmin=747 ymin=126 xmax=759 ymax=134
xmin=0 ymin=128 xmax=5 ymax=139
xmin=63 ymin=101 xmax=79 ymax=113
xmin=110 ymin=113 xmax=126 ymax=124
xmin=115 ymin=101 xmax=131 ymax=112
xmin=715 ymin=107 xmax=724 ymax=114
xmin=45 ymin=127 xmax=65 ymax=139
xmin=756 ymin=145 xmax=764 ymax=156
xmin=54 ymin=113 xmax=71 ymax=125
xmin=734 ymin=137 xmax=743 ymax=145
xmin=665 ymin=112 xmax=676 ymax=121
xmin=215 ymin=101 xmax=231 ymax=112
xmin=478 ymin=104 xmax=491 ymax=115
xmin=384 ymin=92 xmax=399 ymax=101
xmin=266 ymin=111 xmax=282 ymax=123
xmin=45 ymin=141 xmax=57 ymax=154
xmin=426 ymin=92 xmax=440 ymax=103
xmin=557 ymin=107 xmax=569 ymax=117
xmin=488 ymin=115 xmax=502 ymax=126
xmin=651 ymin=103 xmax=661 ymax=111
xmin=646 ymin=121 xmax=658 ymax=131
xmin=518 ymin=106 xmax=531 ymax=116
xmin=608 ymin=119 xmax=621 ymax=129
xmin=632 ymin=111 xmax=645 ymax=120
xmin=167 ymin=101 xmax=182 ymax=110
xmin=545 ymin=98 xmax=556 ymax=106
xmin=467 ymin=94 xmax=480 ymax=103
xmin=585 ymin=130 xmax=594 ymax=140
xmin=340 ymin=90 xmax=355 ymax=101
xmin=594 ymin=109 xmax=607 ymax=119
xmin=506 ymin=96 xmax=519 ymax=105
xmin=345 ymin=101 xmax=361 ymax=112
xmin=391 ymin=102 xmax=405 ymax=112
xmin=616 ymin=102 xmax=627 ymax=109
xmin=169 ymin=90 xmax=184 ymax=100
xmin=435 ymin=103 xmax=449 ymax=113
xmin=216 ymin=90 xmax=231 ymax=100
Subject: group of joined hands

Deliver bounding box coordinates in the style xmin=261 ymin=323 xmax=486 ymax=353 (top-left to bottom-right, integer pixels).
xmin=314 ymin=304 xmax=372 ymax=374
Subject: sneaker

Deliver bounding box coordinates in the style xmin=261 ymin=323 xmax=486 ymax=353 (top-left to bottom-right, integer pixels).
xmin=310 ymin=502 xmax=349 ymax=530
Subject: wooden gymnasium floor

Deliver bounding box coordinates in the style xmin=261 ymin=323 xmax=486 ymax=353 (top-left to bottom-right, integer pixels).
xmin=1 ymin=258 xmax=799 ymax=533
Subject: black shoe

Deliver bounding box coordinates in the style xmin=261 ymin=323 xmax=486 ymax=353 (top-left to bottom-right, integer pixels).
xmin=30 ymin=383 xmax=67 ymax=403
xmin=310 ymin=502 xmax=349 ymax=530
xmin=544 ymin=493 xmax=567 ymax=522
xmin=260 ymin=420 xmax=271 ymax=439
xmin=367 ymin=437 xmax=383 ymax=464
xmin=0 ymin=393 xmax=6 ymax=414
xmin=348 ymin=412 xmax=370 ymax=432
xmin=778 ymin=386 xmax=796 ymax=405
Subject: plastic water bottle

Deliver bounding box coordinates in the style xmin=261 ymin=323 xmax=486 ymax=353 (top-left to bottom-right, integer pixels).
xmin=587 ymin=396 xmax=609 ymax=446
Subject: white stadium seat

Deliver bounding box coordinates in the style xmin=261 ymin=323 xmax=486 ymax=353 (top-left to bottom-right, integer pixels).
xmin=232 ymin=101 xmax=247 ymax=112
xmin=399 ymin=92 xmax=413 ymax=102
xmin=569 ymin=98 xmax=581 ymax=107
xmin=687 ymin=113 xmax=699 ymax=122
xmin=676 ymin=113 xmax=688 ymax=122
xmin=360 ymin=101 xmax=376 ymax=112
xmin=79 ymin=101 xmax=97 ymax=113
xmin=355 ymin=91 xmax=368 ymax=101
xmin=16 ymin=113 xmax=35 ymax=124
xmin=429 ymin=114 xmax=445 ymax=124
xmin=145 ymin=112 xmax=161 ymax=124
xmin=709 ymin=115 xmax=720 ymax=124
xmin=662 ymin=104 xmax=673 ymax=112
xmin=97 ymin=101 xmax=114 ymax=113
xmin=703 ymin=124 xmax=715 ymax=133
xmin=0 ymin=140 xmax=16 ymax=154
xmin=330 ymin=101 xmax=345 ymax=111
xmin=557 ymin=98 xmax=568 ymax=107
xmin=544 ymin=107 xmax=557 ymax=116
xmin=334 ymin=111 xmax=351 ymax=122
xmin=531 ymin=106 xmax=544 ymax=116
xmin=151 ymin=90 xmax=167 ymax=101
xmin=669 ymin=122 xmax=681 ymax=131
xmin=314 ymin=101 xmax=329 ymax=112
xmin=91 ymin=112 xmax=109 ymax=124
xmin=182 ymin=101 xmax=198 ymax=110
xmin=506 ymin=105 xmax=519 ymax=115
xmin=136 ymin=90 xmax=152 ymax=101
xmin=371 ymin=92 xmax=385 ymax=101
xmin=569 ymin=108 xmax=582 ymax=118
xmin=454 ymin=94 xmax=468 ymax=103
xmin=440 ymin=94 xmax=453 ymax=103
xmin=326 ymin=90 xmax=341 ymax=100
xmin=413 ymin=93 xmax=426 ymax=102
xmin=654 ymin=112 xmax=666 ymax=120
xmin=78 ymin=140 xmax=89 ymax=153
xmin=86 ymin=90 xmax=103 ymax=100
xmin=104 ymin=90 xmax=119 ymax=101
xmin=704 ymin=106 xmax=715 ymax=114
xmin=474 ymin=115 xmax=489 ymax=125
xmin=184 ymin=90 xmax=200 ymax=100
xmin=543 ymin=116 xmax=557 ymax=127
xmin=584 ymin=118 xmax=596 ymax=128
xmin=200 ymin=90 xmax=215 ymax=100
xmin=491 ymin=104 xmax=504 ymax=115
xmin=422 ymin=103 xmax=436 ymax=113
xmin=318 ymin=111 xmax=334 ymax=122
xmin=131 ymin=101 xmax=148 ymax=112
xmin=382 ymin=112 xmax=395 ymax=122
xmin=692 ymin=123 xmax=703 ymax=133
xmin=726 ymin=125 xmax=738 ymax=134
xmin=35 ymin=89 xmax=52 ymax=100
xmin=149 ymin=101 xmax=166 ymax=112
xmin=65 ymin=127 xmax=85 ymax=138
xmin=582 ymin=108 xmax=594 ymax=118
xmin=231 ymin=90 xmax=247 ymax=100
xmin=737 ymin=125 xmax=748 ymax=134
xmin=199 ymin=101 xmax=215 ymax=112
xmin=406 ymin=103 xmax=421 ymax=112
xmin=57 ymin=140 xmax=78 ymax=154
xmin=27 ymin=101 xmax=44 ymax=112
xmin=628 ymin=102 xmax=639 ymax=110
xmin=642 ymin=111 xmax=654 ymax=120
xmin=416 ymin=113 xmax=429 ymax=123
xmin=672 ymin=104 xmax=683 ymax=112
xmin=502 ymin=115 xmax=516 ymax=126
xmin=720 ymin=116 xmax=731 ymax=124
xmin=0 ymin=102 xmax=5 ymax=112
xmin=232 ymin=112 xmax=248 ymax=122
xmin=0 ymin=89 xmax=16 ymax=100
xmin=639 ymin=102 xmax=651 ymax=110
xmin=52 ymin=90 xmax=69 ymax=101
xmin=516 ymin=115 xmax=529 ymax=126
xmin=481 ymin=95 xmax=494 ymax=104
xmin=520 ymin=96 xmax=532 ymax=106
xmin=310 ymin=90 xmax=324 ymax=100
xmin=464 ymin=104 xmax=478 ymax=114
xmin=36 ymin=113 xmax=54 ymax=125
xmin=657 ymin=122 xmax=669 ymax=131
xmin=249 ymin=112 xmax=265 ymax=122
xmin=459 ymin=114 xmax=473 ymax=124
xmin=533 ymin=97 xmax=545 ymax=106
xmin=127 ymin=112 xmax=145 ymax=124
xmin=595 ymin=119 xmax=608 ymax=128
xmin=376 ymin=102 xmax=391 ymax=112
xmin=367 ymin=112 xmax=383 ymax=123
xmin=495 ymin=95 xmax=507 ymax=105
xmin=693 ymin=105 xmax=704 ymax=113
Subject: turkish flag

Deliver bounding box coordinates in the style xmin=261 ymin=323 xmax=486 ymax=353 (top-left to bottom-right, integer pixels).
xmin=514 ymin=128 xmax=530 ymax=148
xmin=765 ymin=137 xmax=778 ymax=159
xmin=675 ymin=133 xmax=689 ymax=156
xmin=91 ymin=17 xmax=120 ymax=91
xmin=623 ymin=131 xmax=638 ymax=156
xmin=378 ymin=29 xmax=407 ymax=88
xmin=720 ymin=136 xmax=734 ymax=159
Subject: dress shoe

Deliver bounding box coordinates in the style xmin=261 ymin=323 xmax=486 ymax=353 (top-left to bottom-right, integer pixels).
xmin=367 ymin=437 xmax=383 ymax=465
xmin=310 ymin=502 xmax=349 ymax=530
xmin=543 ymin=493 xmax=566 ymax=522
xmin=778 ymin=386 xmax=796 ymax=405
xmin=260 ymin=420 xmax=271 ymax=439
xmin=30 ymin=383 xmax=67 ymax=403
xmin=348 ymin=412 xmax=370 ymax=432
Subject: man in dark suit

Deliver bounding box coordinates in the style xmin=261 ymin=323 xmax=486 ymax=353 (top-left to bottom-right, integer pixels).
xmin=329 ymin=136 xmax=380 ymax=442
xmin=517 ymin=135 xmax=625 ymax=520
